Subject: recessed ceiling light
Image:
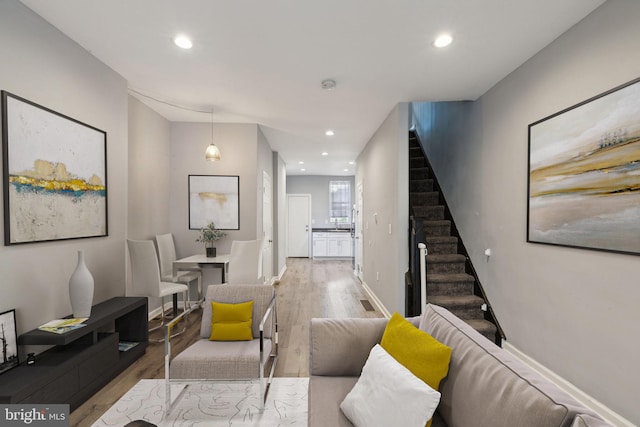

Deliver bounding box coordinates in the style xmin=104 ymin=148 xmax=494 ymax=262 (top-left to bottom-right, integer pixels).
xmin=298 ymin=161 xmax=304 ymax=164
xmin=343 ymin=169 xmax=349 ymax=172
xmin=348 ymin=161 xmax=355 ymax=165
xmin=434 ymin=34 xmax=453 ymax=48
xmin=300 ymin=168 xmax=306 ymax=172
xmin=325 ymin=130 xmax=335 ymax=136
xmin=173 ymin=35 xmax=193 ymax=49
xmin=321 ymin=152 xmax=329 ymax=156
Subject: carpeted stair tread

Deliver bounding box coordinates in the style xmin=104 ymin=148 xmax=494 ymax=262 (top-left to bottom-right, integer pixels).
xmin=426 ymin=253 xmax=466 ymax=263
xmin=412 ymin=206 xmax=444 ymax=221
xmin=411 ymin=193 xmax=439 ymax=206
xmin=465 ymin=319 xmax=497 ymax=341
xmin=427 ymin=272 xmax=475 ymax=283
xmin=410 ymin=179 xmax=434 ymax=192
xmin=429 ymin=294 xmax=484 ymax=306
xmin=423 ymin=219 xmax=450 ymax=226
xmin=425 ymin=236 xmax=458 ymax=244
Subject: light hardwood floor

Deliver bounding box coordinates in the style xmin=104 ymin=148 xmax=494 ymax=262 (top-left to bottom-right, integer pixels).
xmin=70 ymin=258 xmax=382 ymax=427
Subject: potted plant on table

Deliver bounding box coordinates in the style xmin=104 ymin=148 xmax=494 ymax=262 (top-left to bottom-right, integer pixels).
xmin=196 ymin=222 xmax=227 ymax=258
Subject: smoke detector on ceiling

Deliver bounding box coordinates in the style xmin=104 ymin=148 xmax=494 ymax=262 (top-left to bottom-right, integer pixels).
xmin=321 ymin=79 xmax=336 ymax=90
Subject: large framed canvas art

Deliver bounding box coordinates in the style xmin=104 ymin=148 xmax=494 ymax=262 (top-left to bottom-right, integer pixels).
xmin=527 ymin=77 xmax=640 ymax=255
xmin=2 ymin=91 xmax=108 ymax=245
xmin=188 ymin=175 xmax=240 ymax=230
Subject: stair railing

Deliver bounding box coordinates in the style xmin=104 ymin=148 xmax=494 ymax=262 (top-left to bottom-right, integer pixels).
xmin=418 ymin=243 xmax=427 ymax=315
xmin=408 ymin=213 xmax=426 ymax=316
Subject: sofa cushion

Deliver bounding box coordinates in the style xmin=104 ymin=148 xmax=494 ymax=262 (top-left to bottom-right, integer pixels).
xmin=309 ymin=376 xmax=359 ymax=427
xmin=200 ymin=284 xmax=274 ymax=339
xmin=381 ymin=312 xmax=452 ymax=391
xmin=209 ymin=300 xmax=253 ymax=341
xmin=170 ymin=338 xmax=271 ymax=379
xmin=340 ymin=344 xmax=441 ymax=427
xmin=310 ymin=317 xmax=388 ymax=376
xmin=420 ymin=304 xmax=603 ymax=427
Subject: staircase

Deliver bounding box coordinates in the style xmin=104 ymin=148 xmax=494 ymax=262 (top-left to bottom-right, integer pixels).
xmin=408 ymin=131 xmax=499 ymax=343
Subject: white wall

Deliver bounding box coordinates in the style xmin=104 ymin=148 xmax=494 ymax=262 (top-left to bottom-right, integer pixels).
xmin=356 ymin=103 xmax=409 ymax=315
xmin=273 ymin=152 xmax=287 ymax=278
xmin=0 ymin=0 xmax=128 ymax=337
xmin=413 ymin=1 xmax=640 ymax=423
xmin=127 ymin=96 xmax=171 ymax=240
xmin=287 ymin=175 xmax=356 ymax=228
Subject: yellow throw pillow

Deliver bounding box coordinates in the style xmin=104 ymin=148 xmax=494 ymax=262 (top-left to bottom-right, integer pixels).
xmin=209 ymin=300 xmax=254 ymax=341
xmin=380 ymin=312 xmax=452 ymax=427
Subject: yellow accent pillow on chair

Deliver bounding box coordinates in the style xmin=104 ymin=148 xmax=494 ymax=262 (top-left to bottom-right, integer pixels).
xmin=380 ymin=312 xmax=452 ymax=427
xmin=209 ymin=300 xmax=254 ymax=341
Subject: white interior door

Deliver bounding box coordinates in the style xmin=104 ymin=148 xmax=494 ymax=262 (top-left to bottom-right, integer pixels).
xmin=262 ymin=171 xmax=273 ymax=283
xmin=356 ymin=182 xmax=364 ymax=279
xmin=287 ymin=194 xmax=311 ymax=257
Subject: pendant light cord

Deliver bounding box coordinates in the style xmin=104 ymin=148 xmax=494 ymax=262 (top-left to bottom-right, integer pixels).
xmin=128 ymin=88 xmax=212 ymax=115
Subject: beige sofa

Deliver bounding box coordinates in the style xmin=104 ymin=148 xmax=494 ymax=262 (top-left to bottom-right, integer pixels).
xmin=308 ymin=304 xmax=612 ymax=427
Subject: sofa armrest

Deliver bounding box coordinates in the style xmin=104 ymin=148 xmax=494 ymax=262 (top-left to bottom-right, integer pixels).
xmin=571 ymin=414 xmax=614 ymax=427
xmin=310 ymin=317 xmax=388 ymax=376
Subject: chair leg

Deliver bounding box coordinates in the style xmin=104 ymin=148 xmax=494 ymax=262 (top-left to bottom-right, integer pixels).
xmin=149 ymin=295 xmax=187 ymax=343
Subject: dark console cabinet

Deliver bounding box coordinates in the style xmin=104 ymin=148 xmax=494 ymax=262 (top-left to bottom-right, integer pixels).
xmin=0 ymin=297 xmax=148 ymax=410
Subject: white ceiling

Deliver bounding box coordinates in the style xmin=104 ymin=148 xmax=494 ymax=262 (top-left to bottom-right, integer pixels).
xmin=21 ymin=0 xmax=605 ymax=176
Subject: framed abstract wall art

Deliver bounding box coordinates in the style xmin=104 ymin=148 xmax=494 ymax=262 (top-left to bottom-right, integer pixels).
xmin=0 ymin=309 xmax=18 ymax=376
xmin=188 ymin=174 xmax=240 ymax=230
xmin=527 ymin=77 xmax=640 ymax=255
xmin=2 ymin=91 xmax=108 ymax=245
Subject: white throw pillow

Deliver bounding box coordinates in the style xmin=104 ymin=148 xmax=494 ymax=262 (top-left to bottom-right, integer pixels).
xmin=340 ymin=344 xmax=441 ymax=427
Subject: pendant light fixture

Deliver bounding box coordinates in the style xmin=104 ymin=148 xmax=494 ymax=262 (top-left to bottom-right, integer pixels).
xmin=205 ymin=109 xmax=221 ymax=161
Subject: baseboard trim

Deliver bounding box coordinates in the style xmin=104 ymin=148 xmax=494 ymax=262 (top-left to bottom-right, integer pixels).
xmin=504 ymin=342 xmax=633 ymax=427
xmin=360 ymin=280 xmax=391 ymax=318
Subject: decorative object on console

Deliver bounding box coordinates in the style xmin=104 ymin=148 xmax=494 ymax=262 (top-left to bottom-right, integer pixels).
xmin=195 ymin=221 xmax=227 ymax=258
xmin=0 ymin=309 xmax=18 ymax=375
xmin=188 ymin=175 xmax=239 ymax=230
xmin=68 ymin=250 xmax=94 ymax=318
xmin=528 ymin=77 xmax=640 ymax=255
xmin=38 ymin=318 xmax=87 ymax=334
xmin=1 ymin=91 xmax=107 ymax=245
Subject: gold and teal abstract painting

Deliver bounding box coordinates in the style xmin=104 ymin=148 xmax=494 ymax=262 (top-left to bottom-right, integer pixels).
xmin=528 ymin=78 xmax=640 ymax=254
xmin=188 ymin=175 xmax=239 ymax=230
xmin=2 ymin=92 xmax=107 ymax=244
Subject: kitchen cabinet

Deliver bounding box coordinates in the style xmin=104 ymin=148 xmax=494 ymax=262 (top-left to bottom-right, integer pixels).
xmin=313 ymin=232 xmax=352 ymax=257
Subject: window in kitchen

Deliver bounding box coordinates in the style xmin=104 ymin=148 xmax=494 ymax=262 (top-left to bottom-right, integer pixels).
xmin=329 ymin=181 xmax=351 ymax=224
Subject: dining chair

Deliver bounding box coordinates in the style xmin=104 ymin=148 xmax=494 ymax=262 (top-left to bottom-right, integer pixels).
xmin=227 ymin=238 xmax=264 ymax=284
xmin=155 ymin=233 xmax=202 ymax=307
xmin=127 ymin=239 xmax=189 ymax=341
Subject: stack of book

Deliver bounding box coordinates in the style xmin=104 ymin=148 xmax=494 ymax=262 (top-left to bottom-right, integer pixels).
xmin=38 ymin=318 xmax=87 ymax=334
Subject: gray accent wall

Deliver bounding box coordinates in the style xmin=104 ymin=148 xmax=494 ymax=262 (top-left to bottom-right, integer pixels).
xmin=287 ymin=175 xmax=356 ymax=228
xmin=413 ymin=1 xmax=640 ymax=423
xmin=0 ymin=0 xmax=128 ymax=334
xmin=356 ymin=103 xmax=409 ymax=315
xmin=128 ymin=96 xmax=171 ymax=240
xmin=168 ymin=122 xmax=276 ymax=283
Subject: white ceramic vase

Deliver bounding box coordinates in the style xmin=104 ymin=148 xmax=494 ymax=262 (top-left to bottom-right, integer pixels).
xmin=69 ymin=250 xmax=94 ymax=318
